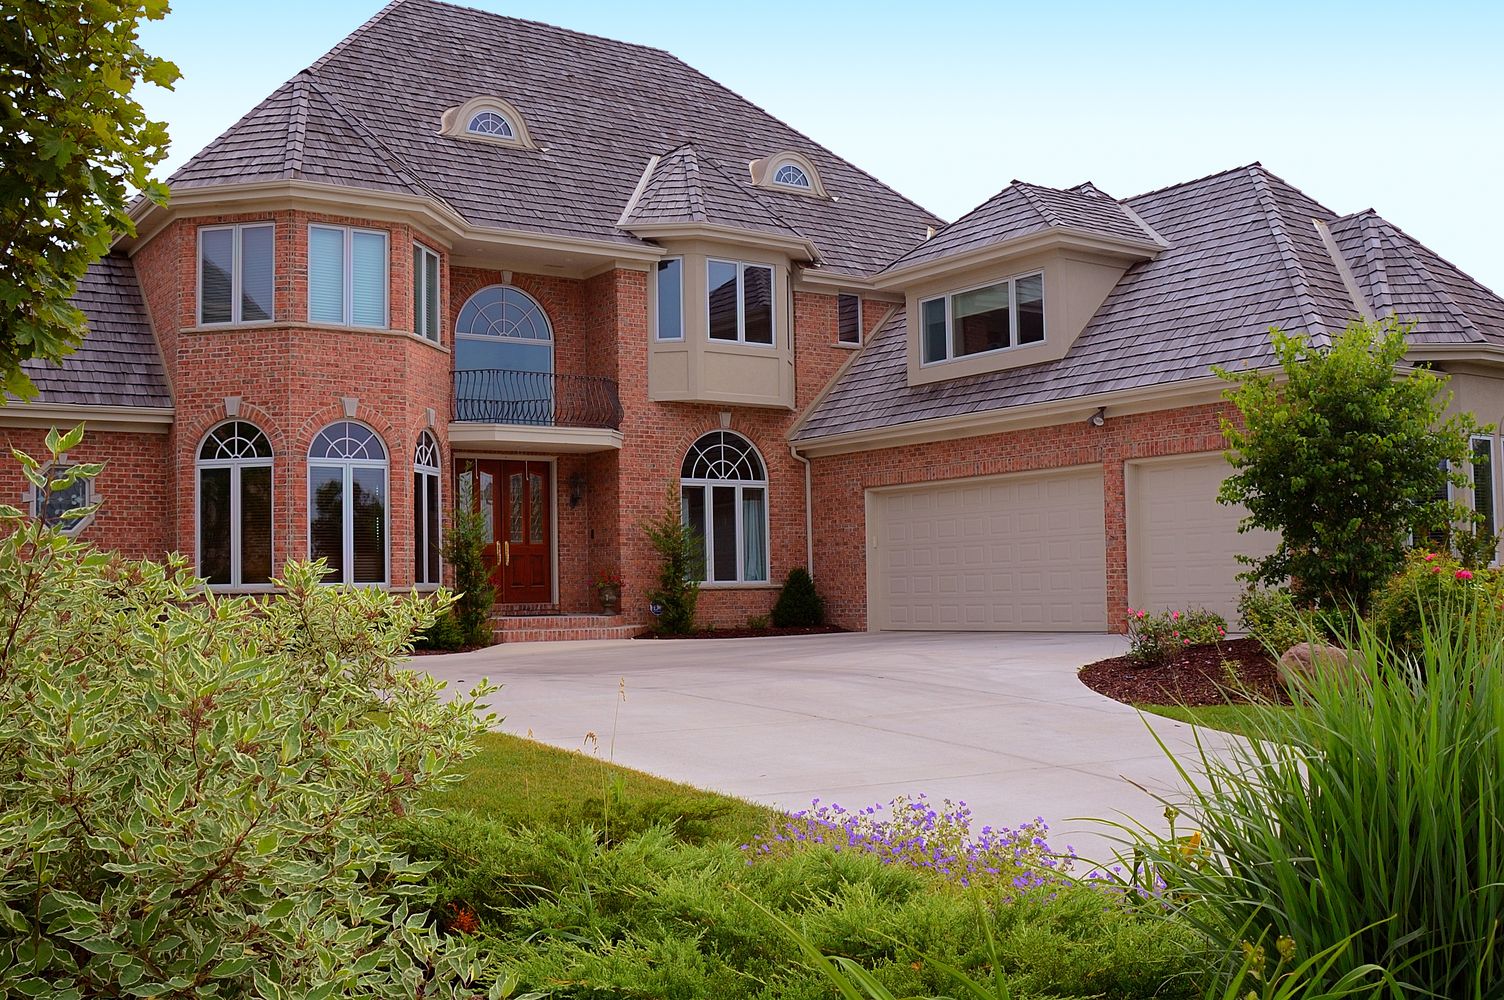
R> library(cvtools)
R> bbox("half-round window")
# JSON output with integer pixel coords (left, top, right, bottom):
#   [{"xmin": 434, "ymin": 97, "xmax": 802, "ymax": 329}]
[
  {"xmin": 467, "ymin": 110, "xmax": 516, "ymax": 138},
  {"xmin": 454, "ymin": 285, "xmax": 555, "ymax": 423},
  {"xmin": 197, "ymin": 420, "xmax": 274, "ymax": 587},
  {"xmin": 772, "ymin": 163, "xmax": 811, "ymax": 189},
  {"xmin": 308, "ymin": 420, "xmax": 389, "ymax": 585},
  {"xmin": 680, "ymin": 431, "xmax": 768, "ymax": 583}
]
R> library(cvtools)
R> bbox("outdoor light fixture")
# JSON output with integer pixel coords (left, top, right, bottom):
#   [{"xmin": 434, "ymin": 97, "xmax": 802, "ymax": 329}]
[
  {"xmin": 568, "ymin": 471, "xmax": 587, "ymax": 508},
  {"xmin": 1088, "ymin": 406, "xmax": 1106, "ymax": 428}
]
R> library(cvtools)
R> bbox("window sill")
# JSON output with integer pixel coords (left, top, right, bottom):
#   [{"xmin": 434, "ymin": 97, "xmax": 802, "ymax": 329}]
[
  {"xmin": 832, "ymin": 340, "xmax": 862, "ymax": 350},
  {"xmin": 698, "ymin": 582, "xmax": 778, "ymax": 590},
  {"xmin": 206, "ymin": 584, "xmax": 279, "ymax": 595},
  {"xmin": 183, "ymin": 321, "xmax": 450, "ymax": 352}
]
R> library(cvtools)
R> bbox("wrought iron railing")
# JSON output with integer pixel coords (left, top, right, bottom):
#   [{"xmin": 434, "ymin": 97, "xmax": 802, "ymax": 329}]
[{"xmin": 452, "ymin": 369, "xmax": 623, "ymax": 430}]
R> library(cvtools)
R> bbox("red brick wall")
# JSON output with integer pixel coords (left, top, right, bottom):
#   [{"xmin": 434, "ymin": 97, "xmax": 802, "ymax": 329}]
[
  {"xmin": 808, "ymin": 402, "xmax": 1238, "ymax": 633},
  {"xmin": 0, "ymin": 427, "xmax": 171, "ymax": 559}
]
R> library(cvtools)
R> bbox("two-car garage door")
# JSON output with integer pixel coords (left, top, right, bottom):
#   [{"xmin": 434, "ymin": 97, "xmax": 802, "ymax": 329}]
[
  {"xmin": 869, "ymin": 467, "xmax": 1108, "ymax": 631},
  {"xmin": 867, "ymin": 454, "xmax": 1273, "ymax": 632}
]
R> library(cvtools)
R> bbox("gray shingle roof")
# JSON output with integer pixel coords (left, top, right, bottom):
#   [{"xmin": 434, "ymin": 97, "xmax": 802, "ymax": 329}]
[
  {"xmin": 168, "ymin": 0, "xmax": 940, "ymax": 276},
  {"xmin": 621, "ymin": 144, "xmax": 808, "ymax": 246},
  {"xmin": 17, "ymin": 255, "xmax": 171, "ymax": 408},
  {"xmin": 795, "ymin": 164, "xmax": 1504, "ymax": 443},
  {"xmin": 880, "ymin": 180, "xmax": 1161, "ymax": 274}
]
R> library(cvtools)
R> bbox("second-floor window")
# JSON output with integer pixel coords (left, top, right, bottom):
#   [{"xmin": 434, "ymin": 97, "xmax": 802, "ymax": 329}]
[
  {"xmin": 414, "ymin": 243, "xmax": 441, "ymax": 341},
  {"xmin": 655, "ymin": 258, "xmax": 683, "ymax": 341},
  {"xmin": 920, "ymin": 272, "xmax": 1044, "ymax": 364},
  {"xmin": 198, "ymin": 223, "xmax": 273, "ymax": 325},
  {"xmin": 707, "ymin": 259, "xmax": 774, "ymax": 346},
  {"xmin": 309, "ymin": 224, "xmax": 388, "ymax": 328},
  {"xmin": 838, "ymin": 293, "xmax": 862, "ymax": 345}
]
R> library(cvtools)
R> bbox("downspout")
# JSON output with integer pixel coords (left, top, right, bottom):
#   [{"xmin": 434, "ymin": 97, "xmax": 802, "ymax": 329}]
[{"xmin": 789, "ymin": 441, "xmax": 815, "ymax": 577}]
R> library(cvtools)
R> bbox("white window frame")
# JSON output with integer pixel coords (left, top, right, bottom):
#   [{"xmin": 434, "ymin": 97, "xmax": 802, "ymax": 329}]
[
  {"xmin": 680, "ymin": 433, "xmax": 771, "ymax": 585},
  {"xmin": 413, "ymin": 243, "xmax": 442, "ymax": 342},
  {"xmin": 1471, "ymin": 434, "xmax": 1498, "ymax": 556},
  {"xmin": 919, "ymin": 270, "xmax": 1046, "ymax": 366},
  {"xmin": 771, "ymin": 162, "xmax": 812, "ymax": 190},
  {"xmin": 413, "ymin": 433, "xmax": 443, "ymax": 589},
  {"xmin": 196, "ymin": 222, "xmax": 275, "ymax": 326},
  {"xmin": 29, "ymin": 462, "xmax": 95, "ymax": 537},
  {"xmin": 307, "ymin": 224, "xmax": 389, "ymax": 329},
  {"xmin": 837, "ymin": 292, "xmax": 863, "ymax": 346},
  {"xmin": 307, "ymin": 422, "xmax": 391, "ymax": 587},
  {"xmin": 705, "ymin": 259, "xmax": 776, "ymax": 348},
  {"xmin": 195, "ymin": 422, "xmax": 275, "ymax": 591},
  {"xmin": 653, "ymin": 256, "xmax": 685, "ymax": 341}
]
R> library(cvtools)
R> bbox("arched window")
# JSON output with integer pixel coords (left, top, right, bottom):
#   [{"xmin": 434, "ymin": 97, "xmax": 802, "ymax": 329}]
[
  {"xmin": 454, "ymin": 285, "xmax": 555, "ymax": 424},
  {"xmin": 413, "ymin": 432, "xmax": 442, "ymax": 587},
  {"xmin": 681, "ymin": 431, "xmax": 768, "ymax": 583},
  {"xmin": 197, "ymin": 421, "xmax": 274, "ymax": 587},
  {"xmin": 308, "ymin": 421, "xmax": 388, "ymax": 585},
  {"xmin": 467, "ymin": 110, "xmax": 516, "ymax": 138},
  {"xmin": 772, "ymin": 162, "xmax": 811, "ymax": 189}
]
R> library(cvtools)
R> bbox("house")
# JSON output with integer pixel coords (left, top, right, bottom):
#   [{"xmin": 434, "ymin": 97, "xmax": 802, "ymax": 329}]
[{"xmin": 9, "ymin": 0, "xmax": 1504, "ymax": 638}]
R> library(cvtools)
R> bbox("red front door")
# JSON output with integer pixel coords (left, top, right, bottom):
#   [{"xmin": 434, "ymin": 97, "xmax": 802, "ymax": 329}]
[{"xmin": 463, "ymin": 459, "xmax": 552, "ymax": 604}]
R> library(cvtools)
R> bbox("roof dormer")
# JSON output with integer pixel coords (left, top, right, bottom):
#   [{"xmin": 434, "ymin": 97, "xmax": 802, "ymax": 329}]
[
  {"xmin": 749, "ymin": 151, "xmax": 827, "ymax": 198},
  {"xmin": 440, "ymin": 96, "xmax": 536, "ymax": 149}
]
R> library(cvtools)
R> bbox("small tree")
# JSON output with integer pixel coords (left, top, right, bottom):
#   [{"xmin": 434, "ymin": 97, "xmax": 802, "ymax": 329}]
[
  {"xmin": 1217, "ymin": 319, "xmax": 1484, "ymax": 612},
  {"xmin": 643, "ymin": 487, "xmax": 703, "ymax": 635},
  {"xmin": 1, "ymin": 1, "xmax": 179, "ymax": 399},
  {"xmin": 440, "ymin": 501, "xmax": 495, "ymax": 647},
  {"xmin": 770, "ymin": 567, "xmax": 825, "ymax": 627}
]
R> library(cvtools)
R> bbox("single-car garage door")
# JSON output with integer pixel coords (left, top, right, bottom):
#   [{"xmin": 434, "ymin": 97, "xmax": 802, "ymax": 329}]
[
  {"xmin": 869, "ymin": 467, "xmax": 1107, "ymax": 631},
  {"xmin": 1126, "ymin": 453, "xmax": 1278, "ymax": 625}
]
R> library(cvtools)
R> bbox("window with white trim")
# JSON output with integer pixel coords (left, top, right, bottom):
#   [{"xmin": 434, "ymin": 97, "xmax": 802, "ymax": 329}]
[
  {"xmin": 413, "ymin": 432, "xmax": 442, "ymax": 587},
  {"xmin": 308, "ymin": 421, "xmax": 389, "ymax": 585},
  {"xmin": 32, "ymin": 465, "xmax": 94, "ymax": 536},
  {"xmin": 655, "ymin": 257, "xmax": 683, "ymax": 341},
  {"xmin": 198, "ymin": 223, "xmax": 274, "ymax": 325},
  {"xmin": 467, "ymin": 109, "xmax": 516, "ymax": 138},
  {"xmin": 308, "ymin": 225, "xmax": 388, "ymax": 328},
  {"xmin": 413, "ymin": 243, "xmax": 441, "ymax": 342},
  {"xmin": 1471, "ymin": 435, "xmax": 1496, "ymax": 544},
  {"xmin": 920, "ymin": 272, "xmax": 1045, "ymax": 364},
  {"xmin": 837, "ymin": 293, "xmax": 862, "ymax": 345},
  {"xmin": 197, "ymin": 421, "xmax": 273, "ymax": 587},
  {"xmin": 681, "ymin": 431, "xmax": 768, "ymax": 583},
  {"xmin": 772, "ymin": 162, "xmax": 811, "ymax": 189},
  {"xmin": 707, "ymin": 259, "xmax": 774, "ymax": 346}
]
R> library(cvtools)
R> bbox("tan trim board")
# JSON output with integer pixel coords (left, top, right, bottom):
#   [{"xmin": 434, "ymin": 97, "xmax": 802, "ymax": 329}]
[
  {"xmin": 0, "ymin": 402, "xmax": 174, "ymax": 433},
  {"xmin": 446, "ymin": 422, "xmax": 624, "ymax": 454},
  {"xmin": 622, "ymin": 221, "xmax": 821, "ymax": 264},
  {"xmin": 873, "ymin": 228, "xmax": 1161, "ymax": 289}
]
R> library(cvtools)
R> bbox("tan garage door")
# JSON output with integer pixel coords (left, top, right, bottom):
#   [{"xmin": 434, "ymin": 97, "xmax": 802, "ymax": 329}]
[
  {"xmin": 1126, "ymin": 454, "xmax": 1278, "ymax": 626},
  {"xmin": 869, "ymin": 467, "xmax": 1107, "ymax": 631}
]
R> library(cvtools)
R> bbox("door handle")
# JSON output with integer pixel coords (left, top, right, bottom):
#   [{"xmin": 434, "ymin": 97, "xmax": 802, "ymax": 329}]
[{"xmin": 504, "ymin": 540, "xmax": 510, "ymax": 566}]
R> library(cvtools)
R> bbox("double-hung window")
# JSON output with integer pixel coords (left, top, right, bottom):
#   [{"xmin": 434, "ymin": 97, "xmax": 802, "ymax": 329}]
[
  {"xmin": 413, "ymin": 243, "xmax": 441, "ymax": 341},
  {"xmin": 198, "ymin": 223, "xmax": 274, "ymax": 325},
  {"xmin": 920, "ymin": 272, "xmax": 1044, "ymax": 364},
  {"xmin": 1472, "ymin": 435, "xmax": 1497, "ymax": 545},
  {"xmin": 308, "ymin": 224, "xmax": 388, "ymax": 328},
  {"xmin": 655, "ymin": 258, "xmax": 684, "ymax": 340},
  {"xmin": 837, "ymin": 293, "xmax": 862, "ymax": 345},
  {"xmin": 707, "ymin": 259, "xmax": 774, "ymax": 346}
]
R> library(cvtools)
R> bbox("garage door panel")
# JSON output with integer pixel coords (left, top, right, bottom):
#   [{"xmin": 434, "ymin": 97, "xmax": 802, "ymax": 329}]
[{"xmin": 873, "ymin": 469, "xmax": 1107, "ymax": 632}]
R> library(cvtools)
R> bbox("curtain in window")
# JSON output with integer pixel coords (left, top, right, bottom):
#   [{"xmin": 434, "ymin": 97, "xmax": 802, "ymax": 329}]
[
  {"xmin": 308, "ymin": 227, "xmax": 346, "ymax": 323},
  {"xmin": 240, "ymin": 226, "xmax": 274, "ymax": 322},
  {"xmin": 351, "ymin": 231, "xmax": 388, "ymax": 327},
  {"xmin": 742, "ymin": 487, "xmax": 767, "ymax": 582}
]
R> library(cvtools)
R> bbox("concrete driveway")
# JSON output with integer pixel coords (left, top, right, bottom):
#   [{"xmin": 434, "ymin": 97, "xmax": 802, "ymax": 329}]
[{"xmin": 418, "ymin": 631, "xmax": 1229, "ymax": 863}]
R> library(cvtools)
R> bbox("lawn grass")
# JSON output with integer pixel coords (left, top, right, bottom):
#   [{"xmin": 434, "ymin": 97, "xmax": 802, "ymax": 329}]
[
  {"xmin": 426, "ymin": 731, "xmax": 776, "ymax": 844},
  {"xmin": 1136, "ymin": 702, "xmax": 1294, "ymax": 738}
]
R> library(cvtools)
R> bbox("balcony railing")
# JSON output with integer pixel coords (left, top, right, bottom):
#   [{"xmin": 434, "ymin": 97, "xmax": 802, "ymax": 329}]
[{"xmin": 453, "ymin": 369, "xmax": 623, "ymax": 430}]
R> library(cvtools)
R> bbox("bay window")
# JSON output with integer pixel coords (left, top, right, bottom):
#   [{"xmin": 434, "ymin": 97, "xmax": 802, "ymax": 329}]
[
  {"xmin": 655, "ymin": 257, "xmax": 683, "ymax": 340},
  {"xmin": 197, "ymin": 421, "xmax": 274, "ymax": 587},
  {"xmin": 707, "ymin": 259, "xmax": 774, "ymax": 346},
  {"xmin": 413, "ymin": 243, "xmax": 441, "ymax": 341},
  {"xmin": 198, "ymin": 223, "xmax": 274, "ymax": 325},
  {"xmin": 308, "ymin": 421, "xmax": 389, "ymax": 585},
  {"xmin": 921, "ymin": 272, "xmax": 1045, "ymax": 364},
  {"xmin": 309, "ymin": 224, "xmax": 388, "ymax": 328}
]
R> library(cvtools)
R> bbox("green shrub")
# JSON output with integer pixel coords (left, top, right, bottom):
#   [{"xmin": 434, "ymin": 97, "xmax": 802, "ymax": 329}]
[
  {"xmin": 1126, "ymin": 607, "xmax": 1504, "ymax": 997},
  {"xmin": 0, "ymin": 429, "xmax": 498, "ymax": 998},
  {"xmin": 441, "ymin": 500, "xmax": 495, "ymax": 647},
  {"xmin": 414, "ymin": 608, "xmax": 468, "ymax": 650},
  {"xmin": 771, "ymin": 566, "xmax": 825, "ymax": 627},
  {"xmin": 1237, "ymin": 587, "xmax": 1319, "ymax": 656},
  {"xmin": 1125, "ymin": 606, "xmax": 1227, "ymax": 666},
  {"xmin": 747, "ymin": 613, "xmax": 770, "ymax": 630},
  {"xmin": 1367, "ymin": 549, "xmax": 1504, "ymax": 654},
  {"xmin": 643, "ymin": 487, "xmax": 703, "ymax": 635}
]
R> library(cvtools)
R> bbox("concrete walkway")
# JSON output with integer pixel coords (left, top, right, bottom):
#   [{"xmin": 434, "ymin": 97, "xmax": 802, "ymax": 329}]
[{"xmin": 417, "ymin": 631, "xmax": 1231, "ymax": 864}]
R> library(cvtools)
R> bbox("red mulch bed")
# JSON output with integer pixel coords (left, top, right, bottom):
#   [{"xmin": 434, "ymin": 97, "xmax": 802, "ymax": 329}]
[
  {"xmin": 636, "ymin": 625, "xmax": 847, "ymax": 640},
  {"xmin": 1078, "ymin": 637, "xmax": 1292, "ymax": 707}
]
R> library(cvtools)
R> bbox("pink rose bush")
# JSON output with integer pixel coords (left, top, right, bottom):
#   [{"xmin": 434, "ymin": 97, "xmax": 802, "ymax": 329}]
[{"xmin": 1125, "ymin": 606, "xmax": 1229, "ymax": 667}]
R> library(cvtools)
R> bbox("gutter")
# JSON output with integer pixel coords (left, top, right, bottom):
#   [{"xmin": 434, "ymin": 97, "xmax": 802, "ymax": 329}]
[{"xmin": 788, "ymin": 440, "xmax": 815, "ymax": 578}]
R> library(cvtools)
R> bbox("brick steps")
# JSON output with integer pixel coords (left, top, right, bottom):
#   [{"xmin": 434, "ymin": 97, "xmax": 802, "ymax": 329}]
[{"xmin": 490, "ymin": 613, "xmax": 647, "ymax": 643}]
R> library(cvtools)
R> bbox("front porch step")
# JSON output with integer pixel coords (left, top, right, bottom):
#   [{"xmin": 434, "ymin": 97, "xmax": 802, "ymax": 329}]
[{"xmin": 490, "ymin": 613, "xmax": 647, "ymax": 643}]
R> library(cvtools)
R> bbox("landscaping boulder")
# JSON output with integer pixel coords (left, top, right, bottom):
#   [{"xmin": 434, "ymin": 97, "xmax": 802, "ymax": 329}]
[{"xmin": 1278, "ymin": 641, "xmax": 1352, "ymax": 687}]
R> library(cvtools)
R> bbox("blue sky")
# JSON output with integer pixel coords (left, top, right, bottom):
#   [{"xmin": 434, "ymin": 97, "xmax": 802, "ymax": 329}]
[{"xmin": 137, "ymin": 1, "xmax": 1504, "ymax": 290}]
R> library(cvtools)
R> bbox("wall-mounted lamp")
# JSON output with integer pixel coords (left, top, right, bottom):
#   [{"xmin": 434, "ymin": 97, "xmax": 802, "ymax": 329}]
[
  {"xmin": 1087, "ymin": 406, "xmax": 1107, "ymax": 428},
  {"xmin": 568, "ymin": 471, "xmax": 587, "ymax": 508}
]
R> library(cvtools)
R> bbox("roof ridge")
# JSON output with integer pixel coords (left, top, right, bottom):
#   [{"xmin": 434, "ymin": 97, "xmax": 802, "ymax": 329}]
[
  {"xmin": 1356, "ymin": 213, "xmax": 1393, "ymax": 315},
  {"xmin": 419, "ymin": 0, "xmax": 679, "ymax": 61},
  {"xmin": 1125, "ymin": 162, "xmax": 1262, "ymax": 205},
  {"xmin": 615, "ymin": 154, "xmax": 661, "ymax": 228},
  {"xmin": 1373, "ymin": 215, "xmax": 1482, "ymax": 341},
  {"xmin": 1012, "ymin": 182, "xmax": 1062, "ymax": 227},
  {"xmin": 678, "ymin": 144, "xmax": 707, "ymax": 222},
  {"xmin": 309, "ymin": 0, "xmax": 410, "ymax": 73},
  {"xmin": 1247, "ymin": 165, "xmax": 1329, "ymax": 340},
  {"xmin": 301, "ymin": 74, "xmax": 454, "ymax": 209},
  {"xmin": 1372, "ymin": 212, "xmax": 1504, "ymax": 304},
  {"xmin": 285, "ymin": 72, "xmax": 311, "ymax": 176}
]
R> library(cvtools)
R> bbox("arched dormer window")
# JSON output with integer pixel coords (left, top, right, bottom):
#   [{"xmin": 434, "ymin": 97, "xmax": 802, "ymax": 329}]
[
  {"xmin": 680, "ymin": 431, "xmax": 768, "ymax": 583},
  {"xmin": 749, "ymin": 151, "xmax": 826, "ymax": 198},
  {"xmin": 440, "ymin": 96, "xmax": 536, "ymax": 149}
]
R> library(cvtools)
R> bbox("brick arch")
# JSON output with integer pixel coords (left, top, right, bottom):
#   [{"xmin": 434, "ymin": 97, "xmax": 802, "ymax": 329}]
[
  {"xmin": 292, "ymin": 402, "xmax": 402, "ymax": 461},
  {"xmin": 181, "ymin": 402, "xmax": 290, "ymax": 461},
  {"xmin": 671, "ymin": 422, "xmax": 773, "ymax": 481}
]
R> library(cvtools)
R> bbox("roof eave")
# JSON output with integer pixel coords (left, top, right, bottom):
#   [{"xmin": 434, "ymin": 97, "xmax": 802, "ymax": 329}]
[
  {"xmin": 622, "ymin": 221, "xmax": 822, "ymax": 264},
  {"xmin": 873, "ymin": 228, "xmax": 1162, "ymax": 290},
  {"xmin": 0, "ymin": 400, "xmax": 175, "ymax": 433}
]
